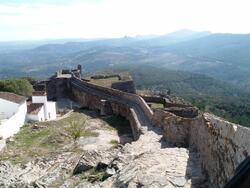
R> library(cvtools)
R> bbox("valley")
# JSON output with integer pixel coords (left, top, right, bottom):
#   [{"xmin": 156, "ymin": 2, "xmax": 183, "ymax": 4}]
[{"xmin": 1, "ymin": 31, "xmax": 250, "ymax": 127}]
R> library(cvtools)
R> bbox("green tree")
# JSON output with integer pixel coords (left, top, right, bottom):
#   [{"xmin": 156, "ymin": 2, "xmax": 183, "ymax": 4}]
[
  {"xmin": 20, "ymin": 77, "xmax": 37, "ymax": 85},
  {"xmin": 0, "ymin": 78, "xmax": 33, "ymax": 96}
]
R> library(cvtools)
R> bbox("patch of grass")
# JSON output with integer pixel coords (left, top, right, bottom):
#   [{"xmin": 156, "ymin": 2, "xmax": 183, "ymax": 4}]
[
  {"xmin": 109, "ymin": 139, "xmax": 119, "ymax": 145},
  {"xmin": 89, "ymin": 77, "xmax": 120, "ymax": 87},
  {"xmin": 0, "ymin": 112, "xmax": 98, "ymax": 164},
  {"xmin": 148, "ymin": 102, "xmax": 164, "ymax": 109}
]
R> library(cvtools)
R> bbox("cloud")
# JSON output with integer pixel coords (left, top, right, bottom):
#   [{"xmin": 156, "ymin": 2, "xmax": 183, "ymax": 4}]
[{"xmin": 0, "ymin": 0, "xmax": 250, "ymax": 41}]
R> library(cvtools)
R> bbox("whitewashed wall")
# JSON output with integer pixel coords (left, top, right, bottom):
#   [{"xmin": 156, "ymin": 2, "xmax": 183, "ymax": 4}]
[
  {"xmin": 26, "ymin": 106, "xmax": 45, "ymax": 122},
  {"xmin": 28, "ymin": 95, "xmax": 57, "ymax": 121},
  {"xmin": 45, "ymin": 102, "xmax": 56, "ymax": 120},
  {"xmin": 0, "ymin": 99, "xmax": 19, "ymax": 119},
  {"xmin": 0, "ymin": 101, "xmax": 27, "ymax": 139},
  {"xmin": 32, "ymin": 96, "xmax": 47, "ymax": 104}
]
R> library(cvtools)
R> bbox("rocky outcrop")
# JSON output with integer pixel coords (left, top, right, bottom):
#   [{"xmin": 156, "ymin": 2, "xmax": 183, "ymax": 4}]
[
  {"xmin": 72, "ymin": 125, "xmax": 209, "ymax": 188},
  {"xmin": 73, "ymin": 149, "xmax": 120, "ymax": 175},
  {"xmin": 0, "ymin": 161, "xmax": 28, "ymax": 187}
]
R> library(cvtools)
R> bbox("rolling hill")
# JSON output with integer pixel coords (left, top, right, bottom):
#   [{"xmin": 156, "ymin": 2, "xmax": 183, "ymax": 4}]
[
  {"xmin": 122, "ymin": 66, "xmax": 250, "ymax": 127},
  {"xmin": 1, "ymin": 31, "xmax": 250, "ymax": 90}
]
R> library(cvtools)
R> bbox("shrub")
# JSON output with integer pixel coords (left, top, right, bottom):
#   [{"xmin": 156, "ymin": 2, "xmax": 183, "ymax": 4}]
[
  {"xmin": 65, "ymin": 120, "xmax": 85, "ymax": 143},
  {"xmin": 109, "ymin": 139, "xmax": 119, "ymax": 145}
]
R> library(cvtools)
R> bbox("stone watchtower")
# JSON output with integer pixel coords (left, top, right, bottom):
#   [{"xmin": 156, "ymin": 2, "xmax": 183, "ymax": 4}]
[
  {"xmin": 71, "ymin": 64, "xmax": 82, "ymax": 79},
  {"xmin": 77, "ymin": 65, "xmax": 82, "ymax": 75}
]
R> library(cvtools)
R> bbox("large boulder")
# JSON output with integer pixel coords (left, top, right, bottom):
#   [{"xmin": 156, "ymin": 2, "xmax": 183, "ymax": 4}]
[{"xmin": 73, "ymin": 149, "xmax": 119, "ymax": 175}]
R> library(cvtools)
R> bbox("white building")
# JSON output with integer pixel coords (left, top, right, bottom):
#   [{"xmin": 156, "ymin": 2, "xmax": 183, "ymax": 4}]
[
  {"xmin": 0, "ymin": 92, "xmax": 27, "ymax": 139},
  {"xmin": 27, "ymin": 91, "xmax": 57, "ymax": 122}
]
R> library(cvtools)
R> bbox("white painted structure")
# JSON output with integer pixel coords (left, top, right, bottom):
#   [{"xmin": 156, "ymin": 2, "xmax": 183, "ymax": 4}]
[
  {"xmin": 26, "ymin": 104, "xmax": 45, "ymax": 121},
  {"xmin": 26, "ymin": 92, "xmax": 57, "ymax": 122},
  {"xmin": 0, "ymin": 91, "xmax": 57, "ymax": 141},
  {"xmin": 0, "ymin": 92, "xmax": 27, "ymax": 139}
]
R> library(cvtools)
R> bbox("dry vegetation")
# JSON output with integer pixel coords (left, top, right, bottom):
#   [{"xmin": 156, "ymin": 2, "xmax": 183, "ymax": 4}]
[
  {"xmin": 0, "ymin": 111, "xmax": 134, "ymax": 165},
  {"xmin": 0, "ymin": 112, "xmax": 98, "ymax": 164}
]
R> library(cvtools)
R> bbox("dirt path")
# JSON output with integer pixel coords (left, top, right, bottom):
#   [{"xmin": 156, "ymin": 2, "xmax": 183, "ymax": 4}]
[{"xmin": 98, "ymin": 125, "xmax": 209, "ymax": 188}]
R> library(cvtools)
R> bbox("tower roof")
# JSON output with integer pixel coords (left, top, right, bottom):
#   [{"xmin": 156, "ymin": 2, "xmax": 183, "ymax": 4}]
[{"xmin": 32, "ymin": 91, "xmax": 46, "ymax": 96}]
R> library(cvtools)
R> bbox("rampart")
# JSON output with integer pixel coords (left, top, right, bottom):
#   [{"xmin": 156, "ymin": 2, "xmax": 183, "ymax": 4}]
[
  {"xmin": 142, "ymin": 95, "xmax": 198, "ymax": 118},
  {"xmin": 70, "ymin": 76, "xmax": 153, "ymax": 139},
  {"xmin": 90, "ymin": 74, "xmax": 121, "ymax": 80},
  {"xmin": 141, "ymin": 95, "xmax": 193, "ymax": 108},
  {"xmin": 141, "ymin": 95, "xmax": 167, "ymax": 105},
  {"xmin": 152, "ymin": 110, "xmax": 250, "ymax": 187},
  {"xmin": 111, "ymin": 80, "xmax": 136, "ymax": 93},
  {"xmin": 190, "ymin": 114, "xmax": 250, "ymax": 187},
  {"xmin": 46, "ymin": 68, "xmax": 249, "ymax": 188}
]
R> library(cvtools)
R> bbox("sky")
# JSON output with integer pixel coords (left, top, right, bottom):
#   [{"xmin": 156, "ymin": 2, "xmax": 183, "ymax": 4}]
[{"xmin": 0, "ymin": 0, "xmax": 250, "ymax": 41}]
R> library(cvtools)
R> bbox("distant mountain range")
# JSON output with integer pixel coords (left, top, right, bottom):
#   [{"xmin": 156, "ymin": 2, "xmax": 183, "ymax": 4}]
[
  {"xmin": 0, "ymin": 29, "xmax": 250, "ymax": 90},
  {"xmin": 1, "ymin": 30, "xmax": 250, "ymax": 126}
]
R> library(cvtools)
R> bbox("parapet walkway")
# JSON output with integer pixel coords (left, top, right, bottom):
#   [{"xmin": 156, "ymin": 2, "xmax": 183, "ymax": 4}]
[
  {"xmin": 71, "ymin": 77, "xmax": 152, "ymax": 132},
  {"xmin": 71, "ymin": 76, "xmax": 209, "ymax": 187},
  {"xmin": 113, "ymin": 127, "xmax": 208, "ymax": 187}
]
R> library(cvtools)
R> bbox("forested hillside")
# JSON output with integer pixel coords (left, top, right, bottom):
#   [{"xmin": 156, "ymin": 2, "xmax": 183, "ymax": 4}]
[{"xmin": 121, "ymin": 66, "xmax": 250, "ymax": 127}]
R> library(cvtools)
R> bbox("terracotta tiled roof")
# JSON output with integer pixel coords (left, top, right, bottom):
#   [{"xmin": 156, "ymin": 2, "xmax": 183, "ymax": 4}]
[
  {"xmin": 27, "ymin": 103, "xmax": 43, "ymax": 115},
  {"xmin": 32, "ymin": 91, "xmax": 46, "ymax": 96},
  {"xmin": 0, "ymin": 92, "xmax": 26, "ymax": 104}
]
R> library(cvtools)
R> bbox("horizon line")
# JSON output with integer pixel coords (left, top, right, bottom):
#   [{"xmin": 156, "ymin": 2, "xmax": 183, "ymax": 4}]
[{"xmin": 1, "ymin": 29, "xmax": 250, "ymax": 43}]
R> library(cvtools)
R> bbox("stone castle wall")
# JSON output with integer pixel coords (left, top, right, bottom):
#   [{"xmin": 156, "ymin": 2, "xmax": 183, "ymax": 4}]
[
  {"xmin": 141, "ymin": 95, "xmax": 166, "ymax": 105},
  {"xmin": 152, "ymin": 109, "xmax": 194, "ymax": 147},
  {"xmin": 71, "ymin": 76, "xmax": 153, "ymax": 122},
  {"xmin": 70, "ymin": 76, "xmax": 151, "ymax": 139},
  {"xmin": 153, "ymin": 110, "xmax": 250, "ymax": 188},
  {"xmin": 72, "ymin": 86, "xmax": 142, "ymax": 139},
  {"xmin": 47, "ymin": 76, "xmax": 71, "ymax": 100},
  {"xmin": 47, "ymin": 70, "xmax": 249, "ymax": 187},
  {"xmin": 190, "ymin": 113, "xmax": 250, "ymax": 188},
  {"xmin": 141, "ymin": 95, "xmax": 193, "ymax": 108},
  {"xmin": 111, "ymin": 80, "xmax": 136, "ymax": 94}
]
